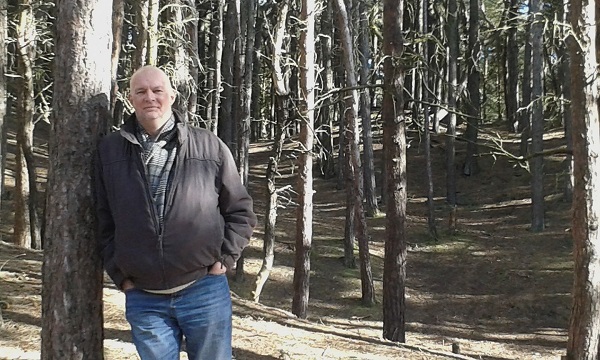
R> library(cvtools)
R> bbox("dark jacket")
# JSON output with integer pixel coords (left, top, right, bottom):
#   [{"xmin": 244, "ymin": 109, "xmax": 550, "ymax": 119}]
[{"xmin": 95, "ymin": 113, "xmax": 256, "ymax": 290}]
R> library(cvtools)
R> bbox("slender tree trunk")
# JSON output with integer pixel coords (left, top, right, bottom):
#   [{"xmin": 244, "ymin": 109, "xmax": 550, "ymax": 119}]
[
  {"xmin": 520, "ymin": 3, "xmax": 532, "ymax": 156},
  {"xmin": 530, "ymin": 0, "xmax": 544, "ymax": 232},
  {"xmin": 234, "ymin": 0, "xmax": 256, "ymax": 282},
  {"xmin": 359, "ymin": 0, "xmax": 379, "ymax": 217},
  {"xmin": 382, "ymin": 0, "xmax": 406, "ymax": 342},
  {"xmin": 14, "ymin": 0, "xmax": 40, "ymax": 249},
  {"xmin": 566, "ymin": 0, "xmax": 600, "ymax": 358},
  {"xmin": 146, "ymin": 0, "xmax": 159, "ymax": 65},
  {"xmin": 292, "ymin": 0, "xmax": 315, "ymax": 319},
  {"xmin": 446, "ymin": 0, "xmax": 458, "ymax": 231},
  {"xmin": 253, "ymin": 0, "xmax": 289, "ymax": 298},
  {"xmin": 132, "ymin": 0, "xmax": 149, "ymax": 70},
  {"xmin": 333, "ymin": 0, "xmax": 375, "ymax": 306},
  {"xmin": 219, "ymin": 0, "xmax": 239, "ymax": 147},
  {"xmin": 423, "ymin": 0, "xmax": 437, "ymax": 239},
  {"xmin": 0, "ymin": 0, "xmax": 5, "ymax": 210},
  {"xmin": 559, "ymin": 1, "xmax": 573, "ymax": 203},
  {"xmin": 463, "ymin": 0, "xmax": 480, "ymax": 176},
  {"xmin": 167, "ymin": 0, "xmax": 190, "ymax": 120},
  {"xmin": 317, "ymin": 0, "xmax": 335, "ymax": 179},
  {"xmin": 208, "ymin": 0, "xmax": 224, "ymax": 133},
  {"xmin": 253, "ymin": 110, "xmax": 287, "ymax": 302},
  {"xmin": 504, "ymin": 0, "xmax": 519, "ymax": 132},
  {"xmin": 238, "ymin": 0, "xmax": 256, "ymax": 187},
  {"xmin": 41, "ymin": 0, "xmax": 111, "ymax": 358},
  {"xmin": 110, "ymin": 0, "xmax": 124, "ymax": 126},
  {"xmin": 185, "ymin": 0, "xmax": 199, "ymax": 118}
]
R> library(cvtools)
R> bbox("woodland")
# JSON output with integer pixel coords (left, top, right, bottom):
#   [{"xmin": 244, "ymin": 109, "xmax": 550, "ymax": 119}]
[{"xmin": 0, "ymin": 0, "xmax": 599, "ymax": 359}]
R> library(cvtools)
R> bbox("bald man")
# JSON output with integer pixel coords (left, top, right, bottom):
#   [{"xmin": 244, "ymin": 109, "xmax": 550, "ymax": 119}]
[{"xmin": 95, "ymin": 65, "xmax": 256, "ymax": 360}]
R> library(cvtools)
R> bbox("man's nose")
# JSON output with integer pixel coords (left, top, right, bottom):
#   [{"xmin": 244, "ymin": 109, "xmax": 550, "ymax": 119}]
[{"xmin": 143, "ymin": 90, "xmax": 155, "ymax": 101}]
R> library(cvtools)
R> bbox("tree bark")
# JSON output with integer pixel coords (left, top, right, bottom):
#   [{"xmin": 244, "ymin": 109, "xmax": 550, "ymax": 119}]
[
  {"xmin": 317, "ymin": 0, "xmax": 335, "ymax": 179},
  {"xmin": 219, "ymin": 0, "xmax": 241, "ymax": 148},
  {"xmin": 146, "ymin": 0, "xmax": 159, "ymax": 65},
  {"xmin": 504, "ymin": 0, "xmax": 519, "ymax": 132},
  {"xmin": 292, "ymin": 0, "xmax": 315, "ymax": 319},
  {"xmin": 110, "ymin": 0, "xmax": 124, "ymax": 126},
  {"xmin": 530, "ymin": 0, "xmax": 544, "ymax": 232},
  {"xmin": 132, "ymin": 0, "xmax": 149, "ymax": 70},
  {"xmin": 207, "ymin": 0, "xmax": 224, "ymax": 133},
  {"xmin": 41, "ymin": 0, "xmax": 111, "ymax": 358},
  {"xmin": 423, "ymin": 0, "xmax": 437, "ymax": 239},
  {"xmin": 0, "ymin": 0, "xmax": 5, "ymax": 210},
  {"xmin": 446, "ymin": 0, "xmax": 458, "ymax": 231},
  {"xmin": 463, "ymin": 0, "xmax": 480, "ymax": 177},
  {"xmin": 559, "ymin": 1, "xmax": 573, "ymax": 203},
  {"xmin": 566, "ymin": 0, "xmax": 600, "ymax": 358},
  {"xmin": 519, "ymin": 3, "xmax": 532, "ymax": 156},
  {"xmin": 382, "ymin": 0, "xmax": 406, "ymax": 343},
  {"xmin": 253, "ymin": 110, "xmax": 287, "ymax": 303},
  {"xmin": 14, "ymin": 0, "xmax": 40, "ymax": 249},
  {"xmin": 359, "ymin": 0, "xmax": 379, "ymax": 217},
  {"xmin": 332, "ymin": 0, "xmax": 375, "ymax": 306}
]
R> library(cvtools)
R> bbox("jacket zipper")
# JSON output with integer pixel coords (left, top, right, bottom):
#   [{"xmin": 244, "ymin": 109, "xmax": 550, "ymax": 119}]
[{"xmin": 136, "ymin": 149, "xmax": 167, "ymax": 287}]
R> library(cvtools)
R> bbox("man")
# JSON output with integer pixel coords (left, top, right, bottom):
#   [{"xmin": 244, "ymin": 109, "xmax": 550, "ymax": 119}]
[{"xmin": 95, "ymin": 65, "xmax": 256, "ymax": 360}]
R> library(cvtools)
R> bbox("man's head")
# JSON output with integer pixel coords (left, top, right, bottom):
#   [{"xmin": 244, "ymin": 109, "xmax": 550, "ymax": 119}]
[{"xmin": 129, "ymin": 66, "xmax": 176, "ymax": 135}]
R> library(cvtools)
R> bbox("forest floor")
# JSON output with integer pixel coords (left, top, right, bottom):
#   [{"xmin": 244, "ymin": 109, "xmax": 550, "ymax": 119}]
[{"xmin": 0, "ymin": 122, "xmax": 571, "ymax": 360}]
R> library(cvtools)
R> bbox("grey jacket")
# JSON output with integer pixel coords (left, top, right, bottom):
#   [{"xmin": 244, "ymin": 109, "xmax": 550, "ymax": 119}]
[{"xmin": 95, "ymin": 113, "xmax": 256, "ymax": 290}]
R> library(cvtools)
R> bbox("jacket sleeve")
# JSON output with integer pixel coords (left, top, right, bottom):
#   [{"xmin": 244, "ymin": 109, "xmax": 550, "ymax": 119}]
[
  {"xmin": 217, "ymin": 140, "xmax": 257, "ymax": 269},
  {"xmin": 94, "ymin": 145, "xmax": 126, "ymax": 288}
]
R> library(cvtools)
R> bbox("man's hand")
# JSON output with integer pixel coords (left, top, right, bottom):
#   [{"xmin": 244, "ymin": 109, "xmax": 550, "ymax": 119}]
[
  {"xmin": 121, "ymin": 279, "xmax": 135, "ymax": 292},
  {"xmin": 208, "ymin": 261, "xmax": 228, "ymax": 275}
]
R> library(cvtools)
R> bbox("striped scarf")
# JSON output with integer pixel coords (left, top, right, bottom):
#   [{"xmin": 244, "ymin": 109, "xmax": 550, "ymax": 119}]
[{"xmin": 136, "ymin": 116, "xmax": 178, "ymax": 231}]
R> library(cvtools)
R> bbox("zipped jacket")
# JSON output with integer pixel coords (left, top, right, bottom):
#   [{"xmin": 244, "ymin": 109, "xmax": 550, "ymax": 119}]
[{"xmin": 95, "ymin": 113, "xmax": 256, "ymax": 291}]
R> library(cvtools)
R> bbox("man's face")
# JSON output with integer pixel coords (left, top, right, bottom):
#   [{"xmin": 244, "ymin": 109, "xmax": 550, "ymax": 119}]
[{"xmin": 129, "ymin": 68, "xmax": 176, "ymax": 124}]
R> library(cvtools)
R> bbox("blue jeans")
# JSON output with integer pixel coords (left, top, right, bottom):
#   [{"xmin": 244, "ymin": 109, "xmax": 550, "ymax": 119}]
[{"xmin": 125, "ymin": 274, "xmax": 232, "ymax": 360}]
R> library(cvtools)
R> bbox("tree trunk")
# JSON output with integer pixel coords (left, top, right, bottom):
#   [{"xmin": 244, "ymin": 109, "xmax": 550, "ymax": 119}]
[
  {"xmin": 0, "ymin": 0, "xmax": 5, "ymax": 210},
  {"xmin": 234, "ymin": 0, "xmax": 256, "ymax": 282},
  {"xmin": 333, "ymin": 0, "xmax": 375, "ymax": 307},
  {"xmin": 446, "ymin": 0, "xmax": 458, "ymax": 231},
  {"xmin": 519, "ymin": 3, "xmax": 532, "ymax": 156},
  {"xmin": 110, "ymin": 0, "xmax": 124, "ymax": 126},
  {"xmin": 41, "ymin": 0, "xmax": 111, "ymax": 358},
  {"xmin": 166, "ymin": 0, "xmax": 190, "ymax": 120},
  {"xmin": 132, "ymin": 0, "xmax": 149, "ymax": 70},
  {"xmin": 252, "ymin": 0, "xmax": 290, "ymax": 295},
  {"xmin": 14, "ymin": 0, "xmax": 40, "ymax": 249},
  {"xmin": 359, "ymin": 0, "xmax": 379, "ymax": 217},
  {"xmin": 238, "ymin": 0, "xmax": 256, "ymax": 188},
  {"xmin": 463, "ymin": 0, "xmax": 480, "ymax": 177},
  {"xmin": 423, "ymin": 0, "xmax": 437, "ymax": 239},
  {"xmin": 253, "ymin": 105, "xmax": 287, "ymax": 302},
  {"xmin": 382, "ymin": 0, "xmax": 406, "ymax": 343},
  {"xmin": 292, "ymin": 0, "xmax": 315, "ymax": 319},
  {"xmin": 317, "ymin": 0, "xmax": 335, "ymax": 179},
  {"xmin": 219, "ymin": 0, "xmax": 240, "ymax": 147},
  {"xmin": 559, "ymin": 1, "xmax": 573, "ymax": 203},
  {"xmin": 504, "ymin": 0, "xmax": 519, "ymax": 132},
  {"xmin": 566, "ymin": 0, "xmax": 600, "ymax": 358},
  {"xmin": 185, "ymin": 0, "xmax": 199, "ymax": 118},
  {"xmin": 530, "ymin": 0, "xmax": 544, "ymax": 232},
  {"xmin": 208, "ymin": 0, "xmax": 224, "ymax": 133},
  {"xmin": 146, "ymin": 0, "xmax": 159, "ymax": 65}
]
